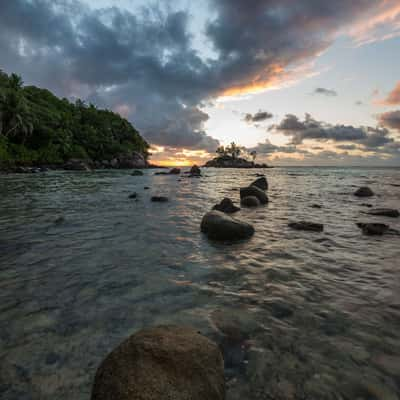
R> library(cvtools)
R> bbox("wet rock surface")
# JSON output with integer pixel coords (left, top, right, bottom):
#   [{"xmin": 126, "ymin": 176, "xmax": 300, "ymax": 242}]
[
  {"xmin": 201, "ymin": 210, "xmax": 254, "ymax": 240},
  {"xmin": 151, "ymin": 196, "xmax": 169, "ymax": 202},
  {"xmin": 356, "ymin": 222, "xmax": 390, "ymax": 235},
  {"xmin": 91, "ymin": 325, "xmax": 225, "ymax": 400},
  {"xmin": 250, "ymin": 176, "xmax": 268, "ymax": 191},
  {"xmin": 212, "ymin": 198, "xmax": 240, "ymax": 214},
  {"xmin": 239, "ymin": 186, "xmax": 268, "ymax": 204},
  {"xmin": 366, "ymin": 208, "xmax": 399, "ymax": 218},
  {"xmin": 240, "ymin": 196, "xmax": 260, "ymax": 207},
  {"xmin": 354, "ymin": 186, "xmax": 374, "ymax": 197}
]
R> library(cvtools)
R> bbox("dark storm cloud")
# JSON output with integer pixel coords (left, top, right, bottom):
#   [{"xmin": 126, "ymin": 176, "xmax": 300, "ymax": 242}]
[
  {"xmin": 271, "ymin": 114, "xmax": 368, "ymax": 144},
  {"xmin": 270, "ymin": 113, "xmax": 397, "ymax": 152},
  {"xmin": 244, "ymin": 111, "xmax": 273, "ymax": 123},
  {"xmin": 313, "ymin": 88, "xmax": 337, "ymax": 97},
  {"xmin": 0, "ymin": 0, "xmax": 397, "ymax": 154},
  {"xmin": 379, "ymin": 110, "xmax": 400, "ymax": 132}
]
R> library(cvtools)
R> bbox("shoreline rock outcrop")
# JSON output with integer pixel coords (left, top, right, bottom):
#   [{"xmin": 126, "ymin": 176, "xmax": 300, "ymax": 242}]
[{"xmin": 91, "ymin": 325, "xmax": 225, "ymax": 400}]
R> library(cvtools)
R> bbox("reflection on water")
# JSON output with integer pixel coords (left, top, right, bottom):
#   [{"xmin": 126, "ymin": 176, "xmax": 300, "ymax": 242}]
[{"xmin": 1, "ymin": 167, "xmax": 400, "ymax": 399}]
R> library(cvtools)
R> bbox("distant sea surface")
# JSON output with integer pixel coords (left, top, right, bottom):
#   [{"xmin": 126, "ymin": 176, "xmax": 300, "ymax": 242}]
[{"xmin": 1, "ymin": 167, "xmax": 400, "ymax": 400}]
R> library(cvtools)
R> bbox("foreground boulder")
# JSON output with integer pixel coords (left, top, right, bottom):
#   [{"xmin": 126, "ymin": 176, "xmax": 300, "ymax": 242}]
[
  {"xmin": 189, "ymin": 165, "xmax": 201, "ymax": 177},
  {"xmin": 63, "ymin": 159, "xmax": 91, "ymax": 171},
  {"xmin": 240, "ymin": 186, "xmax": 268, "ymax": 204},
  {"xmin": 212, "ymin": 198, "xmax": 240, "ymax": 214},
  {"xmin": 366, "ymin": 208, "xmax": 399, "ymax": 218},
  {"xmin": 288, "ymin": 221, "xmax": 324, "ymax": 232},
  {"xmin": 356, "ymin": 223, "xmax": 389, "ymax": 235},
  {"xmin": 201, "ymin": 210, "xmax": 254, "ymax": 240},
  {"xmin": 250, "ymin": 176, "xmax": 268, "ymax": 191},
  {"xmin": 241, "ymin": 196, "xmax": 260, "ymax": 207},
  {"xmin": 151, "ymin": 196, "xmax": 168, "ymax": 202},
  {"xmin": 354, "ymin": 187, "xmax": 374, "ymax": 197},
  {"xmin": 91, "ymin": 325, "xmax": 225, "ymax": 400}
]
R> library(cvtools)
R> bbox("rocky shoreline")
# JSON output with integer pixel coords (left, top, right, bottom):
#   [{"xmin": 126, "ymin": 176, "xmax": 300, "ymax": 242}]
[{"xmin": 0, "ymin": 151, "xmax": 166, "ymax": 173}]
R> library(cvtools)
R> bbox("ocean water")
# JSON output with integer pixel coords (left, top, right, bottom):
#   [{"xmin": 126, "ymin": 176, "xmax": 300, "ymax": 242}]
[{"xmin": 0, "ymin": 167, "xmax": 400, "ymax": 400}]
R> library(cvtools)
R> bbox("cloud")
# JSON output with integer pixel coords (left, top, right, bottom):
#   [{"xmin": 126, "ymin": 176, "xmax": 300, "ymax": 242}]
[
  {"xmin": 270, "ymin": 114, "xmax": 367, "ymax": 144},
  {"xmin": 244, "ymin": 110, "xmax": 273, "ymax": 123},
  {"xmin": 1, "ymin": 0, "xmax": 400, "ymax": 161},
  {"xmin": 313, "ymin": 88, "xmax": 337, "ymax": 97},
  {"xmin": 380, "ymin": 82, "xmax": 400, "ymax": 105},
  {"xmin": 379, "ymin": 110, "xmax": 400, "ymax": 132},
  {"xmin": 269, "ymin": 113, "xmax": 398, "ymax": 153}
]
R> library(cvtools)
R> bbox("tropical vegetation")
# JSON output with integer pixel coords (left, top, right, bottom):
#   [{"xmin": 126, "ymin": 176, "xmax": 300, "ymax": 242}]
[{"xmin": 0, "ymin": 71, "xmax": 149, "ymax": 166}]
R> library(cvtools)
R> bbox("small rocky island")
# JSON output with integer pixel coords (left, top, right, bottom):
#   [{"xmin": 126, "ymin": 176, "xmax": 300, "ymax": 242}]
[{"xmin": 204, "ymin": 143, "xmax": 271, "ymax": 168}]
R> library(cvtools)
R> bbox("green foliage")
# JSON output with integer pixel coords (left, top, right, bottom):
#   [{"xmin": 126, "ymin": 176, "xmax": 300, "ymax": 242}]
[
  {"xmin": 216, "ymin": 142, "xmax": 245, "ymax": 160},
  {"xmin": 0, "ymin": 71, "xmax": 149, "ymax": 165}
]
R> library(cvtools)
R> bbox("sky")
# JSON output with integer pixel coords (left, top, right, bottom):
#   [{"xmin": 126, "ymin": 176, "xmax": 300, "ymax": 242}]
[{"xmin": 1, "ymin": 0, "xmax": 400, "ymax": 166}]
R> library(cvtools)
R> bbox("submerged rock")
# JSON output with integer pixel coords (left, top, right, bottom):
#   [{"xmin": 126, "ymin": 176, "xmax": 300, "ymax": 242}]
[
  {"xmin": 212, "ymin": 198, "xmax": 240, "ymax": 214},
  {"xmin": 128, "ymin": 193, "xmax": 137, "ymax": 199},
  {"xmin": 288, "ymin": 221, "xmax": 324, "ymax": 232},
  {"xmin": 131, "ymin": 170, "xmax": 143, "ymax": 176},
  {"xmin": 151, "ymin": 196, "xmax": 168, "ymax": 202},
  {"xmin": 311, "ymin": 204, "xmax": 322, "ymax": 209},
  {"xmin": 366, "ymin": 208, "xmax": 399, "ymax": 218},
  {"xmin": 240, "ymin": 186, "xmax": 268, "ymax": 204},
  {"xmin": 356, "ymin": 223, "xmax": 389, "ymax": 235},
  {"xmin": 201, "ymin": 210, "xmax": 254, "ymax": 240},
  {"xmin": 241, "ymin": 196, "xmax": 260, "ymax": 207},
  {"xmin": 250, "ymin": 176, "xmax": 268, "ymax": 191},
  {"xmin": 91, "ymin": 325, "xmax": 225, "ymax": 400},
  {"xmin": 354, "ymin": 187, "xmax": 374, "ymax": 197}
]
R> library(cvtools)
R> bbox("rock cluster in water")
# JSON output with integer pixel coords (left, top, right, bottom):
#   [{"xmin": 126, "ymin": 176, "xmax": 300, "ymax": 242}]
[
  {"xmin": 201, "ymin": 175, "xmax": 271, "ymax": 240},
  {"xmin": 91, "ymin": 325, "xmax": 225, "ymax": 400}
]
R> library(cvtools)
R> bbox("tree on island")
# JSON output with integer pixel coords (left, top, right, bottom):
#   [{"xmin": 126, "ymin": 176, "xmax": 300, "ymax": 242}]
[{"xmin": 215, "ymin": 142, "xmax": 245, "ymax": 160}]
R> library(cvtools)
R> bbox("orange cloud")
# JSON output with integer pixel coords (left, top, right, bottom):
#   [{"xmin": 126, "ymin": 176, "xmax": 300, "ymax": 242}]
[
  {"xmin": 381, "ymin": 81, "xmax": 400, "ymax": 105},
  {"xmin": 219, "ymin": 61, "xmax": 322, "ymax": 99},
  {"xmin": 348, "ymin": 1, "xmax": 400, "ymax": 45}
]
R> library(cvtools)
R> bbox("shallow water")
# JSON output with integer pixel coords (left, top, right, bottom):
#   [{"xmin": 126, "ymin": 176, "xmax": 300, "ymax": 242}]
[{"xmin": 1, "ymin": 167, "xmax": 400, "ymax": 400}]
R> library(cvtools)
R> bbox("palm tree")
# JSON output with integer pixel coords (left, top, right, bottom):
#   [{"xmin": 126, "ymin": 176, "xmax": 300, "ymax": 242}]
[{"xmin": 9, "ymin": 73, "xmax": 23, "ymax": 91}]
